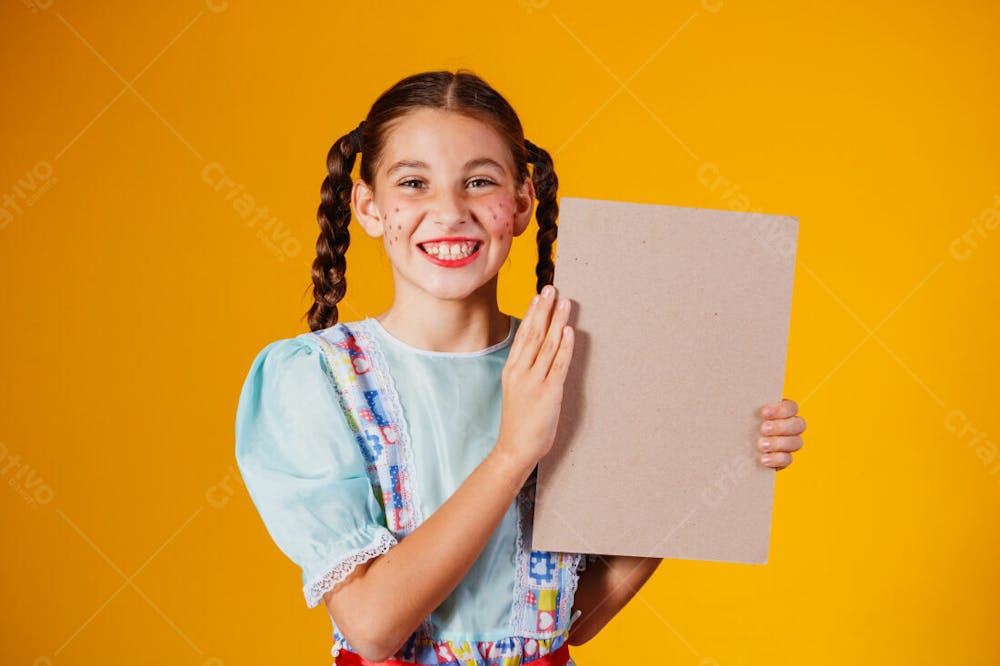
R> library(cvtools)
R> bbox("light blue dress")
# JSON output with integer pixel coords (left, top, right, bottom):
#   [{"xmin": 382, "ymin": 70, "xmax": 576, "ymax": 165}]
[{"xmin": 235, "ymin": 315, "xmax": 592, "ymax": 664}]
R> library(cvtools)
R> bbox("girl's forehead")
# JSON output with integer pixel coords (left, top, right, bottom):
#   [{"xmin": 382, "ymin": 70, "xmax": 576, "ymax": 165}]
[{"xmin": 379, "ymin": 109, "xmax": 513, "ymax": 169}]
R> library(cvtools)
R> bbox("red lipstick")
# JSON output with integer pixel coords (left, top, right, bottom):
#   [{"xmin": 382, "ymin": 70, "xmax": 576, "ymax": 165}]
[{"xmin": 417, "ymin": 238, "xmax": 483, "ymax": 268}]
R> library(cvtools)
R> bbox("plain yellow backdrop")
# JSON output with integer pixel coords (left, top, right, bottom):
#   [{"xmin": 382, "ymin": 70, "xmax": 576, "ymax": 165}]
[{"xmin": 1, "ymin": 0, "xmax": 998, "ymax": 664}]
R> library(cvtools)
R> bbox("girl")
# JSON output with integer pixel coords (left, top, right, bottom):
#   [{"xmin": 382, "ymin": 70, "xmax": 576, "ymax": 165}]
[{"xmin": 235, "ymin": 69, "xmax": 806, "ymax": 665}]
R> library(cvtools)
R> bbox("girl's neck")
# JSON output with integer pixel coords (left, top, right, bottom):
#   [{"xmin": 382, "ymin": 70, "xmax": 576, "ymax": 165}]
[{"xmin": 374, "ymin": 290, "xmax": 512, "ymax": 355}]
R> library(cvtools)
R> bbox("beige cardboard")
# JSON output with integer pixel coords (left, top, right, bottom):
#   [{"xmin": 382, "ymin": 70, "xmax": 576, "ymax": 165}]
[{"xmin": 531, "ymin": 196, "xmax": 798, "ymax": 564}]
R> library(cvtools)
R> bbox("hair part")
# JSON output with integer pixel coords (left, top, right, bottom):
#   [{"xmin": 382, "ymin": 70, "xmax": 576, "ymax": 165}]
[{"xmin": 305, "ymin": 69, "xmax": 559, "ymax": 332}]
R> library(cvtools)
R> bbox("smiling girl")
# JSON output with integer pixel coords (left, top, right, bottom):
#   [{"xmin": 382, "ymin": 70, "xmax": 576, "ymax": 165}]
[{"xmin": 234, "ymin": 69, "xmax": 806, "ymax": 665}]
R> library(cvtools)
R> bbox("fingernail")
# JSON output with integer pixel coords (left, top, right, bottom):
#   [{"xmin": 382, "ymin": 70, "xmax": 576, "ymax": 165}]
[
  {"xmin": 762, "ymin": 422, "xmax": 773, "ymax": 434},
  {"xmin": 758, "ymin": 438, "xmax": 770, "ymax": 451},
  {"xmin": 762, "ymin": 406, "xmax": 772, "ymax": 417},
  {"xmin": 543, "ymin": 285, "xmax": 554, "ymax": 298},
  {"xmin": 558, "ymin": 298, "xmax": 569, "ymax": 309},
  {"xmin": 761, "ymin": 454, "xmax": 772, "ymax": 465},
  {"xmin": 531, "ymin": 295, "xmax": 539, "ymax": 305}
]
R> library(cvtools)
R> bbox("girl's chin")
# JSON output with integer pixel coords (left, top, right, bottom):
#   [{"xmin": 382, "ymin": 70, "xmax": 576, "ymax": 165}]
[
  {"xmin": 425, "ymin": 288, "xmax": 484, "ymax": 302},
  {"xmin": 418, "ymin": 279, "xmax": 495, "ymax": 302}
]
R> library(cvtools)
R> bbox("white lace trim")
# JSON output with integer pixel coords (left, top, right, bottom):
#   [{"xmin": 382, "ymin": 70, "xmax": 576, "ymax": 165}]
[
  {"xmin": 304, "ymin": 529, "xmax": 397, "ymax": 608},
  {"xmin": 510, "ymin": 478, "xmax": 531, "ymax": 635},
  {"xmin": 562, "ymin": 551, "xmax": 584, "ymax": 628},
  {"xmin": 356, "ymin": 319, "xmax": 426, "ymax": 530}
]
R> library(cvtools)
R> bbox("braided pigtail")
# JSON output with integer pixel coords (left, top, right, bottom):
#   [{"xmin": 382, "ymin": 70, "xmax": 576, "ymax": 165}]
[
  {"xmin": 306, "ymin": 122, "xmax": 364, "ymax": 331},
  {"xmin": 526, "ymin": 139, "xmax": 559, "ymax": 293}
]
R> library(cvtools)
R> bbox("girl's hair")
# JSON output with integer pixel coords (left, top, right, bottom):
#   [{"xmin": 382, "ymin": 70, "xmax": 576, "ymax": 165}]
[{"xmin": 305, "ymin": 69, "xmax": 559, "ymax": 332}]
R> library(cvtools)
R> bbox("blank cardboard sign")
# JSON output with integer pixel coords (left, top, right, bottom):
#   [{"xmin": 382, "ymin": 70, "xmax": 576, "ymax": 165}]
[{"xmin": 531, "ymin": 196, "xmax": 798, "ymax": 564}]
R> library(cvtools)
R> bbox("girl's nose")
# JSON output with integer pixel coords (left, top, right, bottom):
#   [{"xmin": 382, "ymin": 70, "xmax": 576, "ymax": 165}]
[{"xmin": 431, "ymin": 188, "xmax": 469, "ymax": 226}]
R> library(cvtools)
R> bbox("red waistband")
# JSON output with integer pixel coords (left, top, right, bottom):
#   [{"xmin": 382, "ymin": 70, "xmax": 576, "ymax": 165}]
[{"xmin": 335, "ymin": 641, "xmax": 569, "ymax": 666}]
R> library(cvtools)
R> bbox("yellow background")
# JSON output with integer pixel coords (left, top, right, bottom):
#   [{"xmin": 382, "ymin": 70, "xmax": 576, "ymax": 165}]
[{"xmin": 2, "ymin": 0, "xmax": 998, "ymax": 664}]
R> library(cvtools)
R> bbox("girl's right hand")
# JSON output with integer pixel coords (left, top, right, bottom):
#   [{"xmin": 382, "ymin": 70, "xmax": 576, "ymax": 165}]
[{"xmin": 496, "ymin": 284, "xmax": 575, "ymax": 469}]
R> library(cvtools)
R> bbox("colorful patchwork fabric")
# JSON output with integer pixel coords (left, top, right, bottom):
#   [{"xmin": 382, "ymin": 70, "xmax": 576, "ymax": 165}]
[{"xmin": 331, "ymin": 634, "xmax": 577, "ymax": 665}]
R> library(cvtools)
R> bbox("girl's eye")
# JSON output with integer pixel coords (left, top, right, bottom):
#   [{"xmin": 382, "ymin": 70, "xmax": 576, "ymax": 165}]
[{"xmin": 398, "ymin": 178, "xmax": 496, "ymax": 189}]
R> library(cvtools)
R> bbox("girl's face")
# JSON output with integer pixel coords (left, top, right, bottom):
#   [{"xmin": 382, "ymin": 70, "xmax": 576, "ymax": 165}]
[{"xmin": 352, "ymin": 108, "xmax": 535, "ymax": 305}]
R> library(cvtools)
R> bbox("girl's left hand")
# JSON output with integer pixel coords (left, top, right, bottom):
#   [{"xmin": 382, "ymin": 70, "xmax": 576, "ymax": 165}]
[{"xmin": 757, "ymin": 398, "xmax": 806, "ymax": 470}]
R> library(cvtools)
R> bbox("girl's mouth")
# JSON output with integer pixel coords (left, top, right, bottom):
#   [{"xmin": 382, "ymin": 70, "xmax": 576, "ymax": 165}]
[{"xmin": 418, "ymin": 240, "xmax": 482, "ymax": 267}]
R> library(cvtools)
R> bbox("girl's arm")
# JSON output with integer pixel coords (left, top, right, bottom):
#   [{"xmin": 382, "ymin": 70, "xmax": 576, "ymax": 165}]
[
  {"xmin": 326, "ymin": 289, "xmax": 576, "ymax": 661},
  {"xmin": 325, "ymin": 445, "xmax": 537, "ymax": 660},
  {"xmin": 567, "ymin": 555, "xmax": 662, "ymax": 645}
]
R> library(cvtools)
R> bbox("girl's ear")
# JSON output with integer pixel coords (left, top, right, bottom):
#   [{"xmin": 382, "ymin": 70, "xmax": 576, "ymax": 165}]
[
  {"xmin": 352, "ymin": 179, "xmax": 384, "ymax": 238},
  {"xmin": 512, "ymin": 175, "xmax": 535, "ymax": 237}
]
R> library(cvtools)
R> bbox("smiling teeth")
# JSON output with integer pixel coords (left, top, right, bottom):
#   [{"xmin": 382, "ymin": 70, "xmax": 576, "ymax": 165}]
[{"xmin": 422, "ymin": 241, "xmax": 478, "ymax": 259}]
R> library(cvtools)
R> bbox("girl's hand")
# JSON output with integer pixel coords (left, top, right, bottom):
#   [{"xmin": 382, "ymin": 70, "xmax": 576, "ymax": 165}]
[
  {"xmin": 757, "ymin": 398, "xmax": 806, "ymax": 470},
  {"xmin": 496, "ymin": 284, "xmax": 575, "ymax": 469}
]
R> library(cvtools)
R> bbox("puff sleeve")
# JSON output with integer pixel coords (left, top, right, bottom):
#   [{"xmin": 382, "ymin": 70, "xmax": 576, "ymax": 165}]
[{"xmin": 235, "ymin": 336, "xmax": 397, "ymax": 608}]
